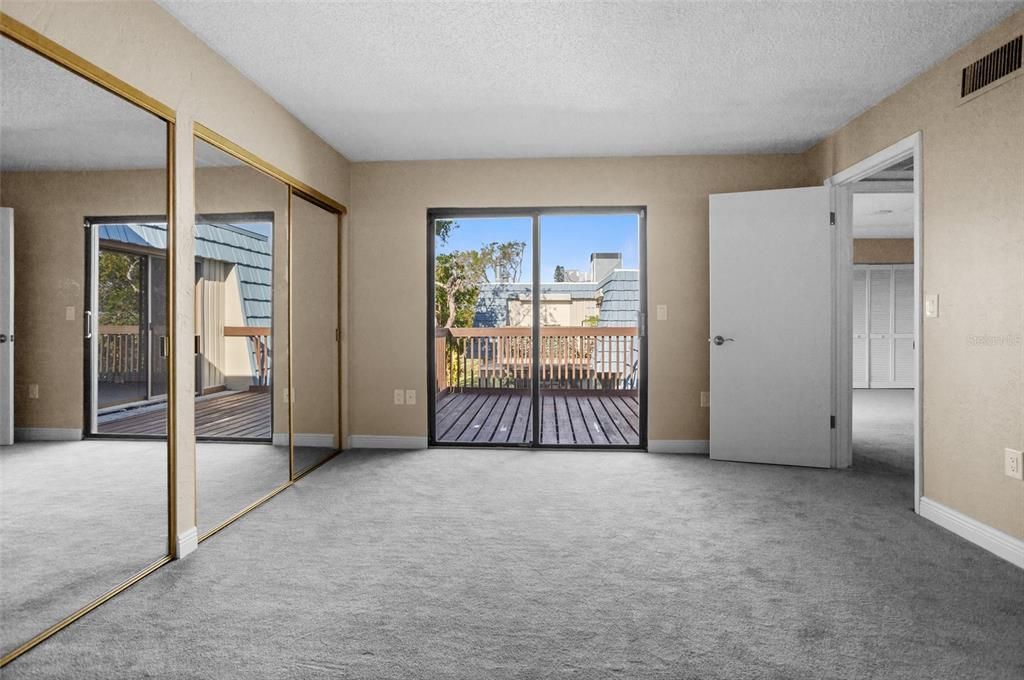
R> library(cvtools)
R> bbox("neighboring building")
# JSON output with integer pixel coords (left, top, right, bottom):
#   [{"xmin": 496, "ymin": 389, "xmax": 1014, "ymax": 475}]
[{"xmin": 473, "ymin": 252, "xmax": 639, "ymax": 328}]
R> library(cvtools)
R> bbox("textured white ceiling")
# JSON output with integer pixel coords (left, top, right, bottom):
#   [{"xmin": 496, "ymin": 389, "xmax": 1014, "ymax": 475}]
[
  {"xmin": 157, "ymin": 0, "xmax": 1022, "ymax": 162},
  {"xmin": 0, "ymin": 37, "xmax": 169, "ymax": 171},
  {"xmin": 1, "ymin": 37, "xmax": 246, "ymax": 171},
  {"xmin": 853, "ymin": 193, "xmax": 914, "ymax": 238}
]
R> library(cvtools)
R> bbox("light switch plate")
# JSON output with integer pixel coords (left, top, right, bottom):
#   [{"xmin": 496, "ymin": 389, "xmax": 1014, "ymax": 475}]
[
  {"xmin": 393, "ymin": 389, "xmax": 405, "ymax": 405},
  {"xmin": 405, "ymin": 389, "xmax": 417, "ymax": 406},
  {"xmin": 656, "ymin": 304, "xmax": 668, "ymax": 321},
  {"xmin": 65, "ymin": 306, "xmax": 75, "ymax": 321},
  {"xmin": 1006, "ymin": 448, "xmax": 1023, "ymax": 480},
  {"xmin": 924, "ymin": 294, "xmax": 939, "ymax": 318},
  {"xmin": 28, "ymin": 384, "xmax": 39, "ymax": 399},
  {"xmin": 700, "ymin": 391, "xmax": 710, "ymax": 408}
]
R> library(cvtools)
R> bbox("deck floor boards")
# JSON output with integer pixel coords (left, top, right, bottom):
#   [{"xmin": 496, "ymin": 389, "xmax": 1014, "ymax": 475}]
[
  {"xmin": 97, "ymin": 390, "xmax": 271, "ymax": 439},
  {"xmin": 435, "ymin": 391, "xmax": 640, "ymax": 447}
]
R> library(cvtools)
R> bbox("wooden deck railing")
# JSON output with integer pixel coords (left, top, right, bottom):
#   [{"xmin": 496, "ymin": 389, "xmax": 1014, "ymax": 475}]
[
  {"xmin": 224, "ymin": 326, "xmax": 272, "ymax": 387},
  {"xmin": 437, "ymin": 326, "xmax": 639, "ymax": 392},
  {"xmin": 98, "ymin": 325, "xmax": 145, "ymax": 383}
]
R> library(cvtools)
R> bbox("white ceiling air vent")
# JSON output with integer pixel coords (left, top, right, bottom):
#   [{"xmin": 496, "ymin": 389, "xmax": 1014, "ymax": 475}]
[{"xmin": 961, "ymin": 35, "xmax": 1022, "ymax": 98}]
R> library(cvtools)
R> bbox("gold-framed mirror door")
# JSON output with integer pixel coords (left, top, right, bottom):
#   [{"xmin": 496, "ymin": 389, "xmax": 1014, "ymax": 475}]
[
  {"xmin": 193, "ymin": 135, "xmax": 291, "ymax": 539},
  {"xmin": 0, "ymin": 29, "xmax": 173, "ymax": 662},
  {"xmin": 290, "ymin": 192, "xmax": 342, "ymax": 477}
]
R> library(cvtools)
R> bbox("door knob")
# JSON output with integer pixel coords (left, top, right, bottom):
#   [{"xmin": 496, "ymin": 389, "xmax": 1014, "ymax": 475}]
[{"xmin": 710, "ymin": 335, "xmax": 734, "ymax": 346}]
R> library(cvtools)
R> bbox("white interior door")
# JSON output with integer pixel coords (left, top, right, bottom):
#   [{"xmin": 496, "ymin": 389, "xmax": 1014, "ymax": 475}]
[
  {"xmin": 1, "ymin": 208, "xmax": 13, "ymax": 445},
  {"xmin": 709, "ymin": 187, "xmax": 833, "ymax": 467}
]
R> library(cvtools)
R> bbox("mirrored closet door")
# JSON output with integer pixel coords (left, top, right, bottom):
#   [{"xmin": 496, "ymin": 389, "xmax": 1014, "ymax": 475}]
[
  {"xmin": 193, "ymin": 136, "xmax": 291, "ymax": 538},
  {"xmin": 290, "ymin": 193, "xmax": 341, "ymax": 476},
  {"xmin": 0, "ymin": 34, "xmax": 171, "ymax": 660}
]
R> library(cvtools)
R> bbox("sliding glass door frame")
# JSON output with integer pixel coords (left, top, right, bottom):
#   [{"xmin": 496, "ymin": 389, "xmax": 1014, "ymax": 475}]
[
  {"xmin": 426, "ymin": 206, "xmax": 648, "ymax": 450},
  {"xmin": 83, "ymin": 215, "xmax": 169, "ymax": 440}
]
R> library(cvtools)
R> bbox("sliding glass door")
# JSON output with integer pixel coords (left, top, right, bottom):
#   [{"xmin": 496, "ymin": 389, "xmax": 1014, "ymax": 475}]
[
  {"xmin": 431, "ymin": 214, "xmax": 534, "ymax": 445},
  {"xmin": 86, "ymin": 223, "xmax": 170, "ymax": 436},
  {"xmin": 428, "ymin": 208, "xmax": 645, "ymax": 449},
  {"xmin": 538, "ymin": 213, "xmax": 642, "ymax": 446}
]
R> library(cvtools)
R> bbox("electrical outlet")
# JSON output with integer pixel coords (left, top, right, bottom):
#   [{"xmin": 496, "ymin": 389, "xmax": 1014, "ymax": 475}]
[
  {"xmin": 65, "ymin": 306, "xmax": 75, "ymax": 321},
  {"xmin": 405, "ymin": 389, "xmax": 417, "ymax": 406},
  {"xmin": 700, "ymin": 391, "xmax": 710, "ymax": 408},
  {"xmin": 1006, "ymin": 448, "xmax": 1023, "ymax": 481},
  {"xmin": 393, "ymin": 389, "xmax": 405, "ymax": 405},
  {"xmin": 28, "ymin": 384, "xmax": 39, "ymax": 399}
]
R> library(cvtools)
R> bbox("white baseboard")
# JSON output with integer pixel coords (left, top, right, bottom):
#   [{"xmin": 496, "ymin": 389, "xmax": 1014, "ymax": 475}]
[
  {"xmin": 294, "ymin": 433, "xmax": 335, "ymax": 447},
  {"xmin": 919, "ymin": 497, "xmax": 1024, "ymax": 569},
  {"xmin": 347, "ymin": 435, "xmax": 428, "ymax": 450},
  {"xmin": 14, "ymin": 427, "xmax": 82, "ymax": 441},
  {"xmin": 647, "ymin": 439, "xmax": 709, "ymax": 454},
  {"xmin": 271, "ymin": 433, "xmax": 335, "ymax": 447},
  {"xmin": 175, "ymin": 526, "xmax": 198, "ymax": 559}
]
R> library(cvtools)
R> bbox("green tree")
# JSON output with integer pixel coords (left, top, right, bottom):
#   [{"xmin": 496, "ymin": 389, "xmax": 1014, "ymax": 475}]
[
  {"xmin": 434, "ymin": 219, "xmax": 528, "ymax": 327},
  {"xmin": 98, "ymin": 251, "xmax": 142, "ymax": 325},
  {"xmin": 480, "ymin": 240, "xmax": 526, "ymax": 283},
  {"xmin": 434, "ymin": 219, "xmax": 457, "ymax": 245},
  {"xmin": 435, "ymin": 251, "xmax": 486, "ymax": 328},
  {"xmin": 553, "ymin": 265, "xmax": 566, "ymax": 282}
]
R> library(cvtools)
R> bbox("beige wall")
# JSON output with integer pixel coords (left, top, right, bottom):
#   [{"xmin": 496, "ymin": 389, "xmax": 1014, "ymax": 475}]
[
  {"xmin": 853, "ymin": 239, "xmax": 914, "ymax": 264},
  {"xmin": 807, "ymin": 12, "xmax": 1024, "ymax": 538},
  {"xmin": 348, "ymin": 155, "xmax": 812, "ymax": 440}
]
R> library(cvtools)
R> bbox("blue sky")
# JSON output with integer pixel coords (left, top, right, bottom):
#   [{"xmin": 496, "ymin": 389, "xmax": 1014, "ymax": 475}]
[{"xmin": 435, "ymin": 213, "xmax": 639, "ymax": 283}]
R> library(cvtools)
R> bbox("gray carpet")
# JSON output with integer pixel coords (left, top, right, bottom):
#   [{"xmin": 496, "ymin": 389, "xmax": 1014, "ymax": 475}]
[
  {"xmin": 0, "ymin": 440, "xmax": 167, "ymax": 655},
  {"xmin": 198, "ymin": 444, "xmax": 336, "ymax": 534},
  {"xmin": 1, "ymin": 441, "xmax": 338, "ymax": 657},
  {"xmin": 197, "ymin": 443, "xmax": 290, "ymax": 535},
  {"xmin": 853, "ymin": 389, "xmax": 915, "ymax": 473},
  {"xmin": 3, "ymin": 447, "xmax": 1022, "ymax": 679}
]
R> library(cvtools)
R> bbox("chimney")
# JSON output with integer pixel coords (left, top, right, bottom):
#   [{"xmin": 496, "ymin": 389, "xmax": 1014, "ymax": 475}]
[{"xmin": 590, "ymin": 252, "xmax": 621, "ymax": 282}]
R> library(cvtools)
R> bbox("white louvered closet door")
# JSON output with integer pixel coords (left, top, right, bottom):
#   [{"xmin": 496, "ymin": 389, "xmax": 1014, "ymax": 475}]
[
  {"xmin": 852, "ymin": 267, "xmax": 869, "ymax": 388},
  {"xmin": 891, "ymin": 265, "xmax": 915, "ymax": 387},
  {"xmin": 853, "ymin": 264, "xmax": 915, "ymax": 389},
  {"xmin": 868, "ymin": 267, "xmax": 893, "ymax": 387}
]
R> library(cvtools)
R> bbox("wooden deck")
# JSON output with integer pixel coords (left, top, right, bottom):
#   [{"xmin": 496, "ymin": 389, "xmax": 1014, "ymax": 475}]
[
  {"xmin": 435, "ymin": 390, "xmax": 640, "ymax": 446},
  {"xmin": 97, "ymin": 390, "xmax": 271, "ymax": 439}
]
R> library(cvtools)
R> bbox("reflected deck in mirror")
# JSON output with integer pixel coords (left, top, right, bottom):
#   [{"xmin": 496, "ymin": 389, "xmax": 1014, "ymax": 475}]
[{"xmin": 98, "ymin": 390, "xmax": 271, "ymax": 439}]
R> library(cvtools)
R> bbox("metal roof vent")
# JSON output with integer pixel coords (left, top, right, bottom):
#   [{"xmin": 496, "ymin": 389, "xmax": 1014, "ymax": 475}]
[{"xmin": 961, "ymin": 35, "xmax": 1022, "ymax": 98}]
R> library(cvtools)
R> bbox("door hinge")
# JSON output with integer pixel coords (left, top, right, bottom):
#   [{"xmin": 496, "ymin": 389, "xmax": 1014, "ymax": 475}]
[
  {"xmin": 830, "ymin": 415, "xmax": 836, "ymax": 429},
  {"xmin": 829, "ymin": 212, "xmax": 836, "ymax": 226}
]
